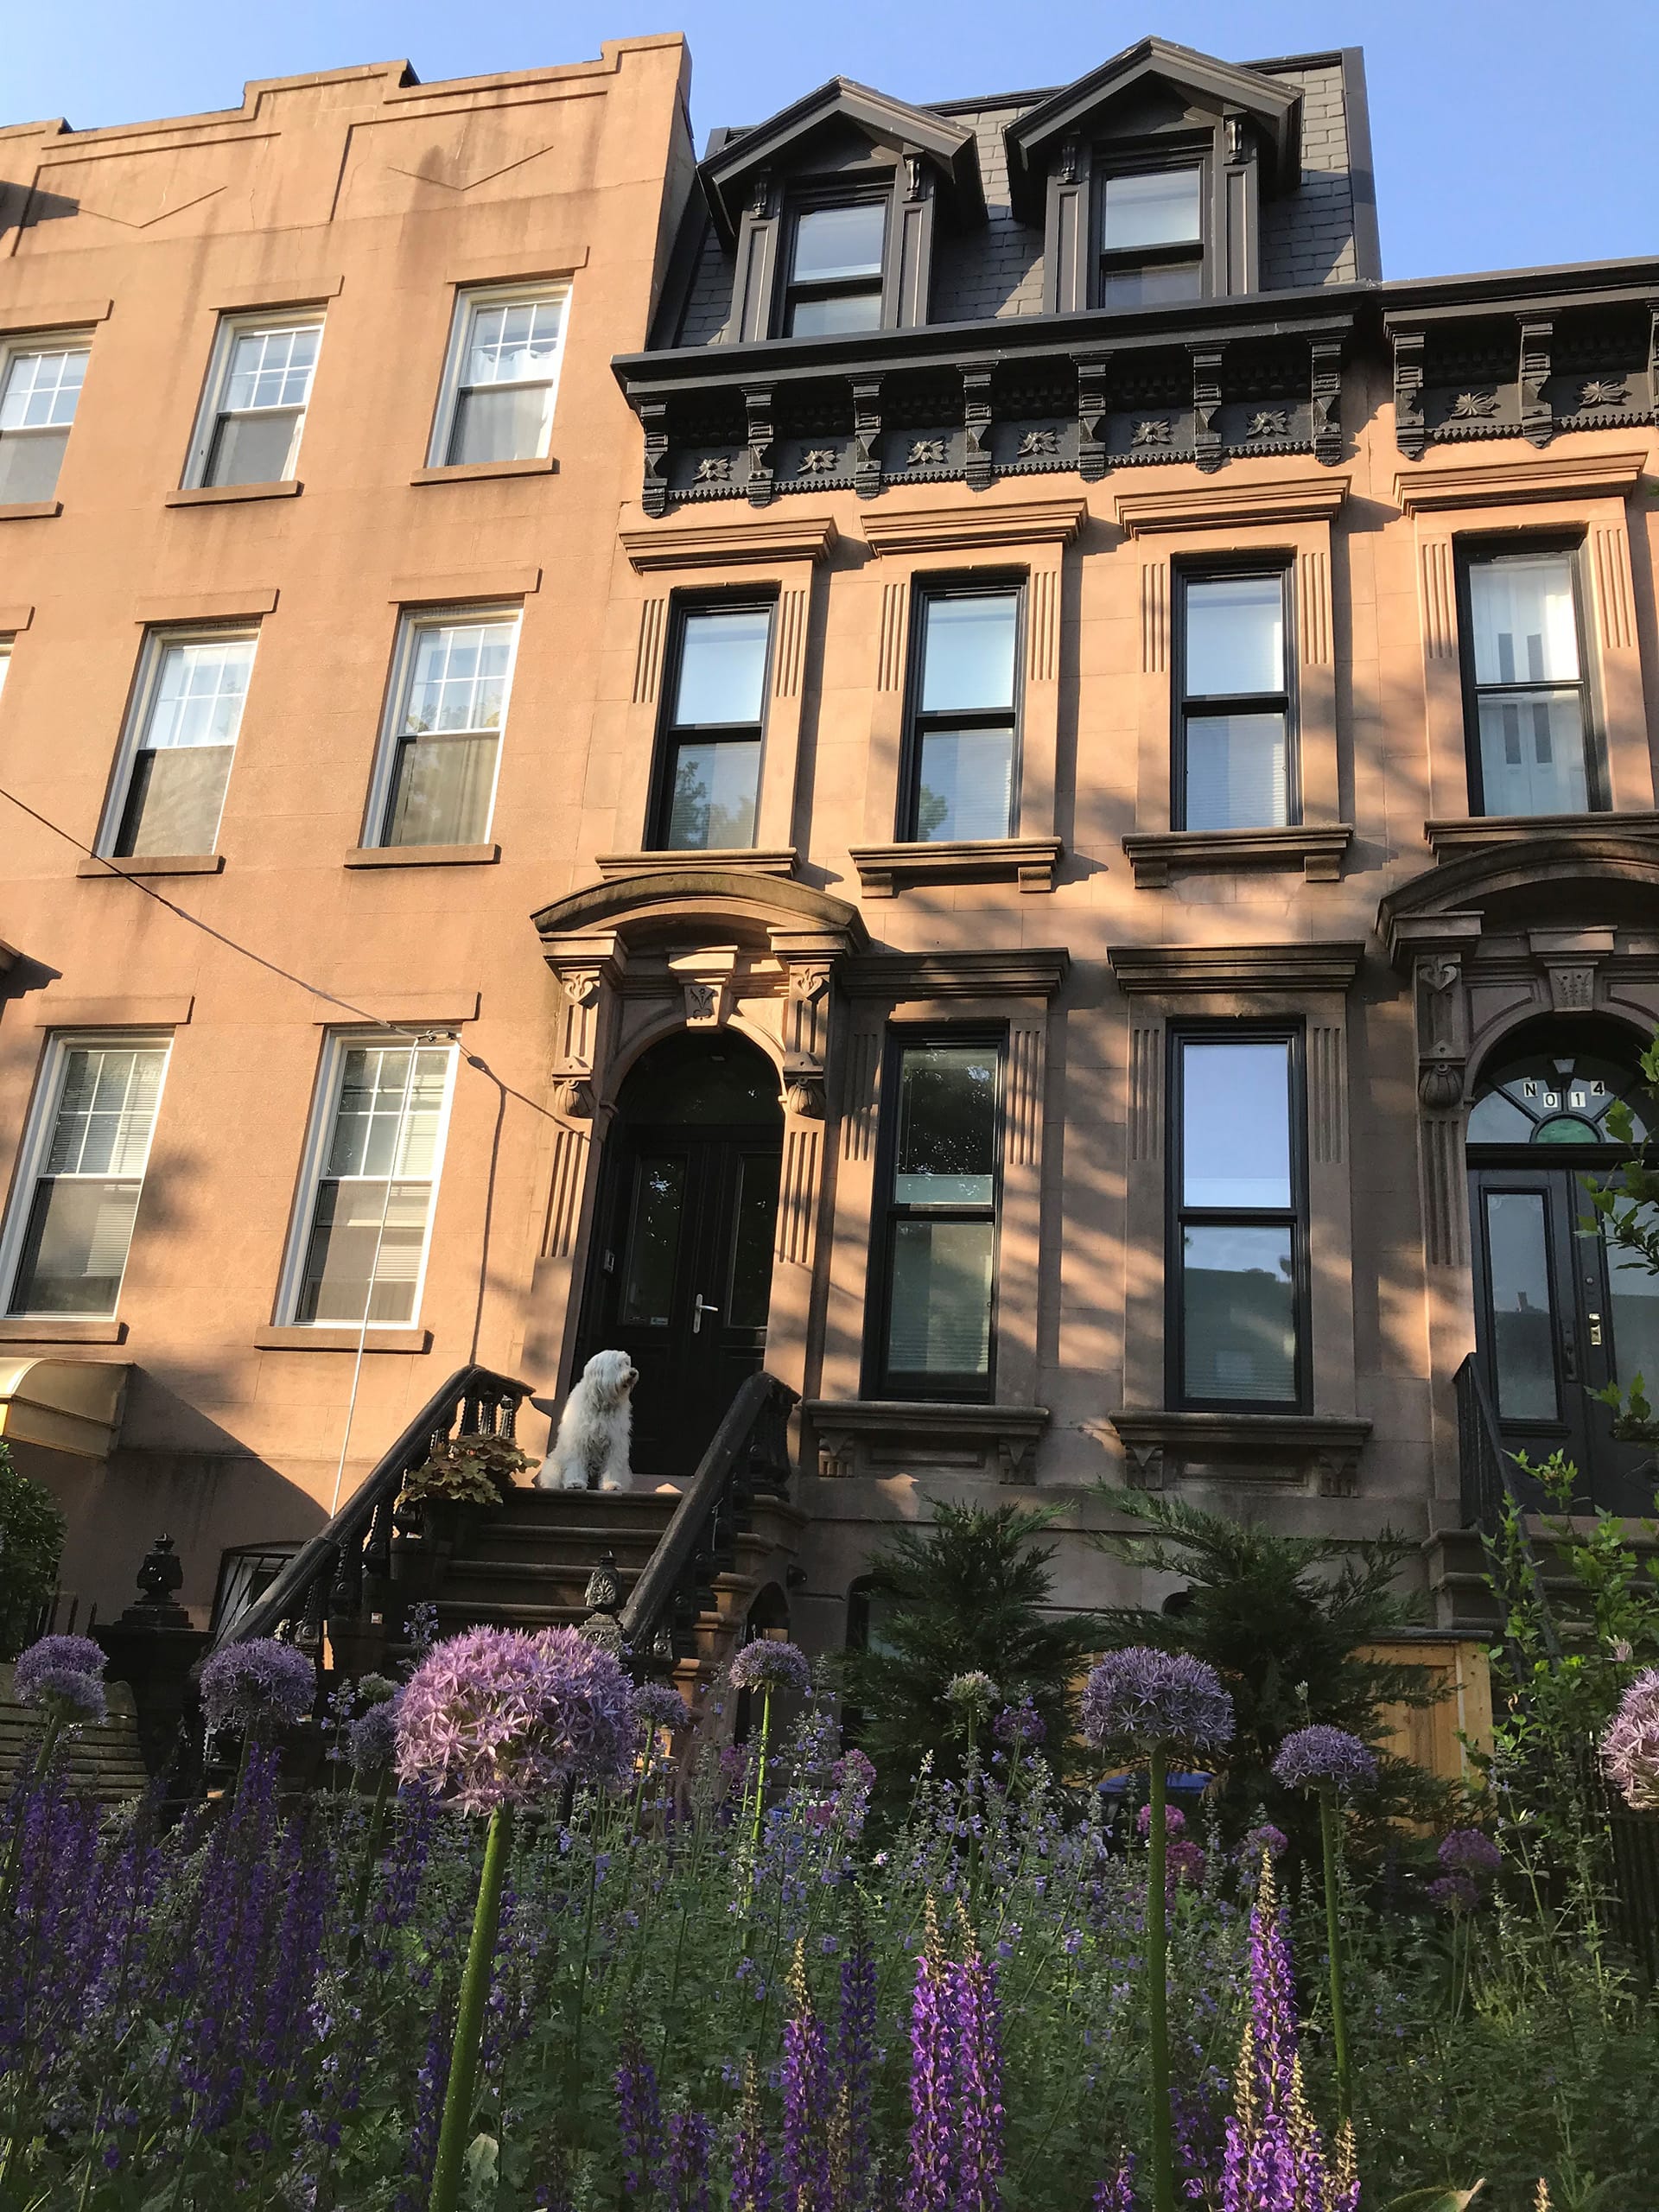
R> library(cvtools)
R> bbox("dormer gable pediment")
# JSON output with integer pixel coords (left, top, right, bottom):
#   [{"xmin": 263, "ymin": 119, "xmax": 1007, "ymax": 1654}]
[
  {"xmin": 1004, "ymin": 35, "xmax": 1300, "ymax": 220},
  {"xmin": 699, "ymin": 78, "xmax": 983, "ymax": 246}
]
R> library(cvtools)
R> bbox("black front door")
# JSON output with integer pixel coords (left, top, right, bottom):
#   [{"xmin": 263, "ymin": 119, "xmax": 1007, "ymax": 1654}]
[
  {"xmin": 576, "ymin": 1030, "xmax": 783, "ymax": 1481},
  {"xmin": 1471, "ymin": 1163, "xmax": 1657, "ymax": 1514}
]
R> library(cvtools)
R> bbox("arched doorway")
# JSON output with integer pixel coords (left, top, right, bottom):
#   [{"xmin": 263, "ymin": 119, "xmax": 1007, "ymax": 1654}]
[
  {"xmin": 1467, "ymin": 1019, "xmax": 1659, "ymax": 1510},
  {"xmin": 575, "ymin": 1028, "xmax": 783, "ymax": 1480}
]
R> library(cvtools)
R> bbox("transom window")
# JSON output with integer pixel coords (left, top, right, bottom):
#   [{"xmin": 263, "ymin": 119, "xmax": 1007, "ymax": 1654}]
[
  {"xmin": 873, "ymin": 1037, "xmax": 1002, "ymax": 1401},
  {"xmin": 0, "ymin": 338, "xmax": 89, "ymax": 505},
  {"xmin": 1460, "ymin": 549, "xmax": 1597, "ymax": 817},
  {"xmin": 1099, "ymin": 166, "xmax": 1204, "ymax": 308},
  {"xmin": 105, "ymin": 630, "xmax": 257, "ymax": 859},
  {"xmin": 1171, "ymin": 1033, "xmax": 1306, "ymax": 1409},
  {"xmin": 2, "ymin": 1037, "xmax": 170, "ymax": 1318},
  {"xmin": 784, "ymin": 200, "xmax": 887, "ymax": 336},
  {"xmin": 1177, "ymin": 570, "xmax": 1294, "ymax": 830},
  {"xmin": 904, "ymin": 586, "xmax": 1022, "ymax": 842},
  {"xmin": 1467, "ymin": 1048, "xmax": 1649, "ymax": 1148},
  {"xmin": 285, "ymin": 1039, "xmax": 456, "ymax": 1326},
  {"xmin": 188, "ymin": 315, "xmax": 322, "ymax": 489},
  {"xmin": 433, "ymin": 287, "xmax": 569, "ymax": 467},
  {"xmin": 652, "ymin": 603, "xmax": 773, "ymax": 851},
  {"xmin": 375, "ymin": 609, "xmax": 520, "ymax": 849}
]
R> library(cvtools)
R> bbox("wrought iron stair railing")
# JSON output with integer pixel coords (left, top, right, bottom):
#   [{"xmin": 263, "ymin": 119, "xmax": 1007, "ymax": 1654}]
[
  {"xmin": 208, "ymin": 1364, "xmax": 532, "ymax": 1656},
  {"xmin": 620, "ymin": 1370, "xmax": 798, "ymax": 1664}
]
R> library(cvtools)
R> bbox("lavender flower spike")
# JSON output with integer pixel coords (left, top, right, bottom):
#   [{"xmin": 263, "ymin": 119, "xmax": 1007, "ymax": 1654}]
[
  {"xmin": 903, "ymin": 1897, "xmax": 957, "ymax": 2212},
  {"xmin": 199, "ymin": 1637, "xmax": 315, "ymax": 1736},
  {"xmin": 1271, "ymin": 1725, "xmax": 1377, "ymax": 1795},
  {"xmin": 1092, "ymin": 2153, "xmax": 1136, "ymax": 2212},
  {"xmin": 732, "ymin": 2056, "xmax": 775, "ymax": 2212},
  {"xmin": 729, "ymin": 1638, "xmax": 813, "ymax": 1697},
  {"xmin": 12, "ymin": 1632, "xmax": 106, "ymax": 1723},
  {"xmin": 397, "ymin": 1624, "xmax": 637, "ymax": 1814},
  {"xmin": 1603, "ymin": 1667, "xmax": 1659, "ymax": 1810},
  {"xmin": 1081, "ymin": 1647, "xmax": 1234, "ymax": 1758}
]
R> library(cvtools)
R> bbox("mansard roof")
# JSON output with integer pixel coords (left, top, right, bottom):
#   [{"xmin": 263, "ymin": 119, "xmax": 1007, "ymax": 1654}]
[
  {"xmin": 697, "ymin": 76, "xmax": 985, "ymax": 245},
  {"xmin": 1004, "ymin": 35, "xmax": 1302, "ymax": 219}
]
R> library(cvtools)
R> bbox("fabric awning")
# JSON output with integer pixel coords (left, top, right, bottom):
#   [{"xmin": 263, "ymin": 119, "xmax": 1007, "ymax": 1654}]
[{"xmin": 0, "ymin": 1359, "xmax": 129, "ymax": 1459}]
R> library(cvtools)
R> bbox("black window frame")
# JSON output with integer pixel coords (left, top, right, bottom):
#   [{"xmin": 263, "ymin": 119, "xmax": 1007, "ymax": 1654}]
[
  {"xmin": 865, "ymin": 1026, "xmax": 1006, "ymax": 1404},
  {"xmin": 1166, "ymin": 1022, "xmax": 1310, "ymax": 1415},
  {"xmin": 1454, "ymin": 534, "xmax": 1605, "ymax": 819},
  {"xmin": 898, "ymin": 574, "xmax": 1027, "ymax": 844},
  {"xmin": 1094, "ymin": 148, "xmax": 1208, "ymax": 311},
  {"xmin": 647, "ymin": 593, "xmax": 777, "ymax": 855},
  {"xmin": 1173, "ymin": 560, "xmax": 1299, "ymax": 831},
  {"xmin": 779, "ymin": 187, "xmax": 891, "ymax": 340}
]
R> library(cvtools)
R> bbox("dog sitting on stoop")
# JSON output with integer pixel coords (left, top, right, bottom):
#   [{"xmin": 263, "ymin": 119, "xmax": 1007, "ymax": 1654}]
[{"xmin": 536, "ymin": 1349, "xmax": 639, "ymax": 1492}]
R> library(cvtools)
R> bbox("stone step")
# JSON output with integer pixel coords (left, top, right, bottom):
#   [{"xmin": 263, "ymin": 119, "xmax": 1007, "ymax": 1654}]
[{"xmin": 0, "ymin": 1671, "xmax": 150, "ymax": 1802}]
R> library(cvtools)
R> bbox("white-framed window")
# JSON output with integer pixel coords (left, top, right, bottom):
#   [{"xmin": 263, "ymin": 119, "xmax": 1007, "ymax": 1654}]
[
  {"xmin": 99, "ymin": 627, "xmax": 257, "ymax": 859},
  {"xmin": 0, "ymin": 639, "xmax": 12, "ymax": 705},
  {"xmin": 0, "ymin": 333, "xmax": 91, "ymax": 505},
  {"xmin": 428, "ymin": 285, "xmax": 569, "ymax": 467},
  {"xmin": 183, "ymin": 312, "xmax": 324, "ymax": 489},
  {"xmin": 278, "ymin": 1036, "xmax": 458, "ymax": 1327},
  {"xmin": 0, "ymin": 1035, "xmax": 171, "ymax": 1318},
  {"xmin": 365, "ymin": 606, "xmax": 521, "ymax": 849}
]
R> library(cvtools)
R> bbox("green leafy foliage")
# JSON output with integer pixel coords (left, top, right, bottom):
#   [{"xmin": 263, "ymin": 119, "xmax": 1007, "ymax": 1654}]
[
  {"xmin": 1088, "ymin": 1486, "xmax": 1452, "ymax": 1846},
  {"xmin": 1384, "ymin": 2190, "xmax": 1484, "ymax": 2211},
  {"xmin": 0, "ymin": 1438, "xmax": 66, "ymax": 1660},
  {"xmin": 838, "ymin": 1500, "xmax": 1099, "ymax": 1789}
]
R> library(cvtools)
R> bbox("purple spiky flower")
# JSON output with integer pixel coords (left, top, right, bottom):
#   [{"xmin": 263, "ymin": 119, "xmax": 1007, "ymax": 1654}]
[
  {"xmin": 1081, "ymin": 1649, "xmax": 1234, "ymax": 1758},
  {"xmin": 782, "ymin": 1940, "xmax": 830, "ymax": 2212},
  {"xmin": 1603, "ymin": 1669, "xmax": 1659, "ymax": 1810},
  {"xmin": 902, "ymin": 1901, "xmax": 956, "ymax": 2212},
  {"xmin": 992, "ymin": 1697, "xmax": 1046, "ymax": 1746},
  {"xmin": 953, "ymin": 1938, "xmax": 1004, "ymax": 2212},
  {"xmin": 199, "ymin": 1637, "xmax": 315, "ymax": 1736},
  {"xmin": 1093, "ymin": 2152, "xmax": 1136, "ymax": 2211},
  {"xmin": 12, "ymin": 1632, "xmax": 106, "ymax": 1723},
  {"xmin": 396, "ymin": 1625, "xmax": 637, "ymax": 1814},
  {"xmin": 1427, "ymin": 1872, "xmax": 1480, "ymax": 1913},
  {"xmin": 347, "ymin": 1691, "xmax": 404, "ymax": 1776},
  {"xmin": 1271, "ymin": 1726, "xmax": 1376, "ymax": 1796},
  {"xmin": 732, "ymin": 2058, "xmax": 774, "ymax": 2212},
  {"xmin": 636, "ymin": 1681, "xmax": 691, "ymax": 1733},
  {"xmin": 729, "ymin": 1639, "xmax": 813, "ymax": 1697},
  {"xmin": 1242, "ymin": 1822, "xmax": 1289, "ymax": 1864},
  {"xmin": 1437, "ymin": 1827, "xmax": 1501, "ymax": 1876}
]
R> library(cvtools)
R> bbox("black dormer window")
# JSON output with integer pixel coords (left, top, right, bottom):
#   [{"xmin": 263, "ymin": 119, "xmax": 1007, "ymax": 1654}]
[
  {"xmin": 784, "ymin": 200, "xmax": 887, "ymax": 335},
  {"xmin": 1098, "ymin": 164, "xmax": 1204, "ymax": 307}
]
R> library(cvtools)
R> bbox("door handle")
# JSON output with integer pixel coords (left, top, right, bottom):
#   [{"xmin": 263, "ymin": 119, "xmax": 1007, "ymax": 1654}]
[
  {"xmin": 1561, "ymin": 1328, "xmax": 1579, "ymax": 1382},
  {"xmin": 1587, "ymin": 1311, "xmax": 1604, "ymax": 1348},
  {"xmin": 692, "ymin": 1293, "xmax": 720, "ymax": 1335}
]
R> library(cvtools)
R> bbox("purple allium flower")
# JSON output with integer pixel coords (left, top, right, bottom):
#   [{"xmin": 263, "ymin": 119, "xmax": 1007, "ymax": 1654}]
[
  {"xmin": 11, "ymin": 1656, "xmax": 105, "ymax": 1722},
  {"xmin": 199, "ymin": 1637, "xmax": 315, "ymax": 1736},
  {"xmin": 992, "ymin": 1697, "xmax": 1046, "ymax": 1746},
  {"xmin": 943, "ymin": 1671, "xmax": 999, "ymax": 1719},
  {"xmin": 1271, "ymin": 1725, "xmax": 1377, "ymax": 1796},
  {"xmin": 729, "ymin": 1639, "xmax": 813, "ymax": 1698},
  {"xmin": 1437, "ymin": 1827, "xmax": 1501, "ymax": 1876},
  {"xmin": 395, "ymin": 1625, "xmax": 637, "ymax": 1813},
  {"xmin": 1602, "ymin": 1668, "xmax": 1659, "ymax": 1810},
  {"xmin": 635, "ymin": 1682, "xmax": 690, "ymax": 1733},
  {"xmin": 13, "ymin": 1632, "xmax": 105, "ymax": 1699},
  {"xmin": 1136, "ymin": 1803, "xmax": 1187, "ymax": 1839},
  {"xmin": 347, "ymin": 1691, "xmax": 404, "ymax": 1777},
  {"xmin": 1427, "ymin": 1872, "xmax": 1480, "ymax": 1914},
  {"xmin": 1242, "ymin": 1822, "xmax": 1289, "ymax": 1864},
  {"xmin": 1165, "ymin": 1837, "xmax": 1207, "ymax": 1895},
  {"xmin": 1081, "ymin": 1649, "xmax": 1234, "ymax": 1758},
  {"xmin": 1092, "ymin": 2152, "xmax": 1135, "ymax": 2211},
  {"xmin": 832, "ymin": 1746, "xmax": 876, "ymax": 1794}
]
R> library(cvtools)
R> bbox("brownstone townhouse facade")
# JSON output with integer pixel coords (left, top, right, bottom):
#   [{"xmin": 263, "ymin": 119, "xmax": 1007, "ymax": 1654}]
[{"xmin": 2, "ymin": 34, "xmax": 1656, "ymax": 1705}]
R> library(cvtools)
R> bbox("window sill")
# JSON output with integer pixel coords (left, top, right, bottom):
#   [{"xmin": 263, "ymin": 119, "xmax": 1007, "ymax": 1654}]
[
  {"xmin": 165, "ymin": 480, "xmax": 302, "ymax": 508},
  {"xmin": 0, "ymin": 1315, "xmax": 126, "ymax": 1344},
  {"xmin": 594, "ymin": 847, "xmax": 798, "ymax": 881},
  {"xmin": 803, "ymin": 1398, "xmax": 1049, "ymax": 1484},
  {"xmin": 848, "ymin": 837, "xmax": 1063, "ymax": 898},
  {"xmin": 253, "ymin": 1325, "xmax": 431, "ymax": 1353},
  {"xmin": 344, "ymin": 843, "xmax": 500, "ymax": 869},
  {"xmin": 1108, "ymin": 1409, "xmax": 1370, "ymax": 1496},
  {"xmin": 0, "ymin": 500, "xmax": 61, "ymax": 523},
  {"xmin": 1425, "ymin": 810, "xmax": 1659, "ymax": 858},
  {"xmin": 1121, "ymin": 825, "xmax": 1353, "ymax": 887},
  {"xmin": 77, "ymin": 853, "xmax": 224, "ymax": 879},
  {"xmin": 410, "ymin": 456, "xmax": 557, "ymax": 486}
]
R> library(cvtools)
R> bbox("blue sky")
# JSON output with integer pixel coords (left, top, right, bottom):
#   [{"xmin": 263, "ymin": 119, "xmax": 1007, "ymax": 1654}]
[{"xmin": 8, "ymin": 1, "xmax": 1656, "ymax": 282}]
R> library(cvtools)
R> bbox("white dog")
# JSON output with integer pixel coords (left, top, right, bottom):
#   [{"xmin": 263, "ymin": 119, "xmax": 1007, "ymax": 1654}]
[{"xmin": 537, "ymin": 1349, "xmax": 638, "ymax": 1492}]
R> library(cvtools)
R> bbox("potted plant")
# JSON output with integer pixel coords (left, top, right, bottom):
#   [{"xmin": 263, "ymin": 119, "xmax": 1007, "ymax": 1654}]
[{"xmin": 395, "ymin": 1433, "xmax": 532, "ymax": 1586}]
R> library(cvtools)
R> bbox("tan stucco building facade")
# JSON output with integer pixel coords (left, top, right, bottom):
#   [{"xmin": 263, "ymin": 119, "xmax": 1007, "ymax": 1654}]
[{"xmin": 3, "ymin": 34, "xmax": 1657, "ymax": 1666}]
